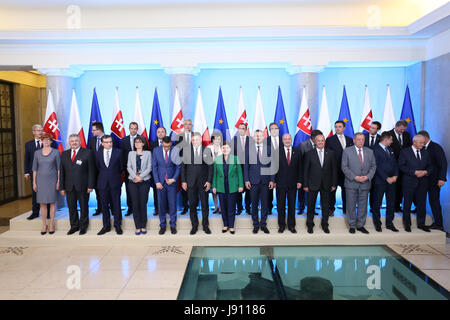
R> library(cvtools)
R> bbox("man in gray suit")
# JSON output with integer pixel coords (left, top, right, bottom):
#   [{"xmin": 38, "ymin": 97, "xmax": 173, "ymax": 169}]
[{"xmin": 341, "ymin": 132, "xmax": 377, "ymax": 234}]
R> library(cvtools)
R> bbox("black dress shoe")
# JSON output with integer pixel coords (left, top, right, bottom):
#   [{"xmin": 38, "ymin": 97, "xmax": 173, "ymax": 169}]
[
  {"xmin": 314, "ymin": 212, "xmax": 319, "ymax": 216},
  {"xmin": 115, "ymin": 226, "xmax": 123, "ymax": 235},
  {"xmin": 297, "ymin": 210, "xmax": 303, "ymax": 215},
  {"xmin": 357, "ymin": 227, "xmax": 369, "ymax": 234},
  {"xmin": 428, "ymin": 223, "xmax": 444, "ymax": 231},
  {"xmin": 67, "ymin": 227, "xmax": 79, "ymax": 235},
  {"xmin": 125, "ymin": 211, "xmax": 133, "ymax": 216},
  {"xmin": 97, "ymin": 227, "xmax": 110, "ymax": 235},
  {"xmin": 411, "ymin": 208, "xmax": 417, "ymax": 214},
  {"xmin": 395, "ymin": 207, "xmax": 403, "ymax": 213},
  {"xmin": 181, "ymin": 208, "xmax": 188, "ymax": 215},
  {"xmin": 171, "ymin": 227, "xmax": 177, "ymax": 234},
  {"xmin": 92, "ymin": 210, "xmax": 101, "ymax": 216},
  {"xmin": 289, "ymin": 228, "xmax": 297, "ymax": 234},
  {"xmin": 375, "ymin": 225, "xmax": 382, "ymax": 232},
  {"xmin": 278, "ymin": 227, "xmax": 285, "ymax": 233},
  {"xmin": 235, "ymin": 210, "xmax": 241, "ymax": 215},
  {"xmin": 261, "ymin": 226, "xmax": 270, "ymax": 234},
  {"xmin": 204, "ymin": 227, "xmax": 211, "ymax": 234},
  {"xmin": 159, "ymin": 227, "xmax": 166, "ymax": 235},
  {"xmin": 252, "ymin": 227, "xmax": 259, "ymax": 234},
  {"xmin": 222, "ymin": 228, "xmax": 228, "ymax": 233},
  {"xmin": 27, "ymin": 214, "xmax": 39, "ymax": 220},
  {"xmin": 213, "ymin": 208, "xmax": 219, "ymax": 214},
  {"xmin": 307, "ymin": 226, "xmax": 314, "ymax": 234},
  {"xmin": 386, "ymin": 225, "xmax": 399, "ymax": 232},
  {"xmin": 418, "ymin": 225, "xmax": 430, "ymax": 232},
  {"xmin": 153, "ymin": 211, "xmax": 159, "ymax": 216},
  {"xmin": 349, "ymin": 228, "xmax": 355, "ymax": 234},
  {"xmin": 329, "ymin": 210, "xmax": 334, "ymax": 217},
  {"xmin": 190, "ymin": 228, "xmax": 197, "ymax": 235},
  {"xmin": 405, "ymin": 226, "xmax": 411, "ymax": 232},
  {"xmin": 79, "ymin": 229, "xmax": 87, "ymax": 235},
  {"xmin": 322, "ymin": 226, "xmax": 330, "ymax": 234},
  {"xmin": 229, "ymin": 229, "xmax": 235, "ymax": 234}
]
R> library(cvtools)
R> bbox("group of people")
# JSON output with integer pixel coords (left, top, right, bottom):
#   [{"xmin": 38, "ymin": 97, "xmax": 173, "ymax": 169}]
[{"xmin": 24, "ymin": 117, "xmax": 447, "ymax": 236}]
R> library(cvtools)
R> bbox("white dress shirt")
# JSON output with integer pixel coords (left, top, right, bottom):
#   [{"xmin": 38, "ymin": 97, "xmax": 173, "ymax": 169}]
[
  {"xmin": 103, "ymin": 148, "xmax": 112, "ymax": 166},
  {"xmin": 355, "ymin": 145, "xmax": 364, "ymax": 162}
]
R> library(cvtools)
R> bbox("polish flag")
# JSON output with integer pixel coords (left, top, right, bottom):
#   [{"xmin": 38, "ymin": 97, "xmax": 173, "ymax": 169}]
[
  {"xmin": 133, "ymin": 87, "xmax": 149, "ymax": 147},
  {"xmin": 43, "ymin": 89, "xmax": 64, "ymax": 154},
  {"xmin": 193, "ymin": 87, "xmax": 210, "ymax": 146},
  {"xmin": 252, "ymin": 87, "xmax": 268, "ymax": 137},
  {"xmin": 111, "ymin": 87, "xmax": 126, "ymax": 141},
  {"xmin": 317, "ymin": 86, "xmax": 333, "ymax": 138},
  {"xmin": 382, "ymin": 85, "xmax": 396, "ymax": 132},
  {"xmin": 66, "ymin": 89, "xmax": 87, "ymax": 149},
  {"xmin": 233, "ymin": 86, "xmax": 249, "ymax": 136},
  {"xmin": 170, "ymin": 87, "xmax": 184, "ymax": 140},
  {"xmin": 359, "ymin": 86, "xmax": 373, "ymax": 133}
]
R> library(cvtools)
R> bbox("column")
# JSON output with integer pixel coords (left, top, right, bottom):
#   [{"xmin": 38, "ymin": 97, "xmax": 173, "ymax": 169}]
[{"xmin": 166, "ymin": 67, "xmax": 199, "ymax": 122}]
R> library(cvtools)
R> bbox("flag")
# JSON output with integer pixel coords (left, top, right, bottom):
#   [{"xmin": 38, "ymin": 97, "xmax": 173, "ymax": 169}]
[
  {"xmin": 170, "ymin": 87, "xmax": 184, "ymax": 141},
  {"xmin": 233, "ymin": 86, "xmax": 249, "ymax": 136},
  {"xmin": 133, "ymin": 87, "xmax": 149, "ymax": 147},
  {"xmin": 273, "ymin": 86, "xmax": 289, "ymax": 136},
  {"xmin": 252, "ymin": 87, "xmax": 268, "ymax": 137},
  {"xmin": 294, "ymin": 86, "xmax": 312, "ymax": 148},
  {"xmin": 338, "ymin": 86, "xmax": 355, "ymax": 138},
  {"xmin": 111, "ymin": 87, "xmax": 126, "ymax": 147},
  {"xmin": 400, "ymin": 85, "xmax": 417, "ymax": 137},
  {"xmin": 359, "ymin": 86, "xmax": 373, "ymax": 133},
  {"xmin": 317, "ymin": 86, "xmax": 333, "ymax": 138},
  {"xmin": 43, "ymin": 89, "xmax": 64, "ymax": 154},
  {"xmin": 382, "ymin": 85, "xmax": 396, "ymax": 132},
  {"xmin": 87, "ymin": 88, "xmax": 103, "ymax": 142},
  {"xmin": 66, "ymin": 89, "xmax": 87, "ymax": 149},
  {"xmin": 149, "ymin": 88, "xmax": 164, "ymax": 142},
  {"xmin": 193, "ymin": 87, "xmax": 211, "ymax": 146},
  {"xmin": 213, "ymin": 87, "xmax": 231, "ymax": 142}
]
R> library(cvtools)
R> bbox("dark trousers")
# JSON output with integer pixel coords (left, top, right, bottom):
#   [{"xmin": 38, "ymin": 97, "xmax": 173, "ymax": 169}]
[
  {"xmin": 188, "ymin": 182, "xmax": 210, "ymax": 229},
  {"xmin": 218, "ymin": 192, "xmax": 237, "ymax": 228},
  {"xmin": 330, "ymin": 182, "xmax": 346, "ymax": 213},
  {"xmin": 181, "ymin": 189, "xmax": 189, "ymax": 210},
  {"xmin": 372, "ymin": 183, "xmax": 396, "ymax": 227},
  {"xmin": 236, "ymin": 188, "xmax": 251, "ymax": 212},
  {"xmin": 158, "ymin": 184, "xmax": 177, "ymax": 228},
  {"xmin": 250, "ymin": 183, "xmax": 269, "ymax": 228},
  {"xmin": 428, "ymin": 184, "xmax": 443, "ymax": 227},
  {"xmin": 30, "ymin": 177, "xmax": 50, "ymax": 215},
  {"xmin": 66, "ymin": 189, "xmax": 89, "ymax": 230},
  {"xmin": 308, "ymin": 189, "xmax": 330, "ymax": 227},
  {"xmin": 94, "ymin": 188, "xmax": 103, "ymax": 213},
  {"xmin": 369, "ymin": 180, "xmax": 375, "ymax": 211},
  {"xmin": 395, "ymin": 172, "xmax": 404, "ymax": 210},
  {"xmin": 124, "ymin": 178, "xmax": 133, "ymax": 213},
  {"xmin": 297, "ymin": 188, "xmax": 307, "ymax": 211},
  {"xmin": 268, "ymin": 188, "xmax": 274, "ymax": 212},
  {"xmin": 129, "ymin": 180, "xmax": 151, "ymax": 229},
  {"xmin": 403, "ymin": 182, "xmax": 427, "ymax": 228},
  {"xmin": 99, "ymin": 185, "xmax": 122, "ymax": 229},
  {"xmin": 151, "ymin": 180, "xmax": 159, "ymax": 213},
  {"xmin": 277, "ymin": 186, "xmax": 297, "ymax": 229}
]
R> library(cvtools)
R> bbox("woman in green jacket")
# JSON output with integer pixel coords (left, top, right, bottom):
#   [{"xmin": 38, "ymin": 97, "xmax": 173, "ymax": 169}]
[{"xmin": 212, "ymin": 142, "xmax": 244, "ymax": 234}]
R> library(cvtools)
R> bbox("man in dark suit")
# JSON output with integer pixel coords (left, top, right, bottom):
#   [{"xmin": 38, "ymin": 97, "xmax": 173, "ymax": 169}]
[
  {"xmin": 244, "ymin": 130, "xmax": 275, "ymax": 234},
  {"xmin": 388, "ymin": 120, "xmax": 412, "ymax": 212},
  {"xmin": 95, "ymin": 135, "xmax": 124, "ymax": 235},
  {"xmin": 398, "ymin": 134, "xmax": 433, "ymax": 232},
  {"xmin": 275, "ymin": 134, "xmax": 302, "ymax": 233},
  {"xmin": 325, "ymin": 120, "xmax": 353, "ymax": 216},
  {"xmin": 372, "ymin": 132, "xmax": 399, "ymax": 232},
  {"xmin": 24, "ymin": 124, "xmax": 57, "ymax": 220},
  {"xmin": 87, "ymin": 121, "xmax": 105, "ymax": 217},
  {"xmin": 60, "ymin": 134, "xmax": 96, "ymax": 235},
  {"xmin": 364, "ymin": 121, "xmax": 381, "ymax": 213},
  {"xmin": 419, "ymin": 130, "xmax": 447, "ymax": 232},
  {"xmin": 303, "ymin": 134, "xmax": 337, "ymax": 234},
  {"xmin": 181, "ymin": 132, "xmax": 213, "ymax": 235},
  {"xmin": 149, "ymin": 126, "xmax": 167, "ymax": 216},
  {"xmin": 174, "ymin": 119, "xmax": 193, "ymax": 215},
  {"xmin": 233, "ymin": 122, "xmax": 251, "ymax": 215},
  {"xmin": 267, "ymin": 122, "xmax": 281, "ymax": 216},
  {"xmin": 153, "ymin": 136, "xmax": 181, "ymax": 234}
]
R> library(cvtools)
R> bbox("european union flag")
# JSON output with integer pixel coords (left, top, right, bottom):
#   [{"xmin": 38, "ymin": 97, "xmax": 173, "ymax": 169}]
[
  {"xmin": 213, "ymin": 87, "xmax": 231, "ymax": 142},
  {"xmin": 274, "ymin": 86, "xmax": 289, "ymax": 136},
  {"xmin": 149, "ymin": 88, "xmax": 164, "ymax": 142},
  {"xmin": 400, "ymin": 85, "xmax": 417, "ymax": 137},
  {"xmin": 87, "ymin": 88, "xmax": 103, "ymax": 142},
  {"xmin": 338, "ymin": 86, "xmax": 354, "ymax": 138}
]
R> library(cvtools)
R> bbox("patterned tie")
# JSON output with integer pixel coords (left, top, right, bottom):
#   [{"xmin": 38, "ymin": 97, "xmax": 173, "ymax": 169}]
[
  {"xmin": 72, "ymin": 150, "xmax": 77, "ymax": 162},
  {"xmin": 287, "ymin": 148, "xmax": 290, "ymax": 165},
  {"xmin": 358, "ymin": 148, "xmax": 363, "ymax": 167},
  {"xmin": 105, "ymin": 150, "xmax": 110, "ymax": 167}
]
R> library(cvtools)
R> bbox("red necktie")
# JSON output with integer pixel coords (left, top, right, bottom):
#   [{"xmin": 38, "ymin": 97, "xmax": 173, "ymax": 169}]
[
  {"xmin": 72, "ymin": 150, "xmax": 77, "ymax": 162},
  {"xmin": 287, "ymin": 148, "xmax": 290, "ymax": 165},
  {"xmin": 164, "ymin": 150, "xmax": 168, "ymax": 180},
  {"xmin": 358, "ymin": 148, "xmax": 363, "ymax": 167}
]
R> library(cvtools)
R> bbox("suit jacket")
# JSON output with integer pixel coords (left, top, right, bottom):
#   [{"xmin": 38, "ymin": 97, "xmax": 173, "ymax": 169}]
[
  {"xmin": 373, "ymin": 144, "xmax": 398, "ymax": 185},
  {"xmin": 425, "ymin": 141, "xmax": 447, "ymax": 185},
  {"xmin": 341, "ymin": 146, "xmax": 377, "ymax": 190},
  {"xmin": 267, "ymin": 136, "xmax": 281, "ymax": 154},
  {"xmin": 149, "ymin": 139, "xmax": 163, "ymax": 152},
  {"xmin": 181, "ymin": 145, "xmax": 213, "ymax": 187},
  {"xmin": 302, "ymin": 148, "xmax": 337, "ymax": 191},
  {"xmin": 127, "ymin": 150, "xmax": 152, "ymax": 181},
  {"xmin": 122, "ymin": 135, "xmax": 149, "ymax": 171},
  {"xmin": 233, "ymin": 135, "xmax": 250, "ymax": 165},
  {"xmin": 95, "ymin": 148, "xmax": 123, "ymax": 190},
  {"xmin": 24, "ymin": 139, "xmax": 57, "ymax": 175},
  {"xmin": 398, "ymin": 147, "xmax": 433, "ymax": 189},
  {"xmin": 388, "ymin": 129, "xmax": 411, "ymax": 159},
  {"xmin": 364, "ymin": 132, "xmax": 380, "ymax": 149},
  {"xmin": 275, "ymin": 146, "xmax": 302, "ymax": 188},
  {"xmin": 299, "ymin": 139, "xmax": 315, "ymax": 158},
  {"xmin": 326, "ymin": 134, "xmax": 354, "ymax": 182},
  {"xmin": 244, "ymin": 139, "xmax": 275, "ymax": 185},
  {"xmin": 212, "ymin": 154, "xmax": 244, "ymax": 194},
  {"xmin": 152, "ymin": 145, "xmax": 181, "ymax": 186},
  {"xmin": 88, "ymin": 136, "xmax": 104, "ymax": 154},
  {"xmin": 60, "ymin": 148, "xmax": 96, "ymax": 192}
]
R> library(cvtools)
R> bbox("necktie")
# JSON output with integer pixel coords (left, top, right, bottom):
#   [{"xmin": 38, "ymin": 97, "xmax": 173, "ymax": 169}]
[
  {"xmin": 370, "ymin": 136, "xmax": 375, "ymax": 147},
  {"xmin": 287, "ymin": 148, "xmax": 290, "ymax": 165},
  {"xmin": 105, "ymin": 150, "xmax": 110, "ymax": 167},
  {"xmin": 358, "ymin": 148, "xmax": 363, "ymax": 167},
  {"xmin": 274, "ymin": 138, "xmax": 278, "ymax": 150},
  {"xmin": 159, "ymin": 140, "xmax": 162, "ymax": 147},
  {"xmin": 398, "ymin": 134, "xmax": 403, "ymax": 147},
  {"xmin": 385, "ymin": 147, "xmax": 390, "ymax": 157},
  {"xmin": 131, "ymin": 136, "xmax": 134, "ymax": 151},
  {"xmin": 37, "ymin": 140, "xmax": 41, "ymax": 149},
  {"xmin": 257, "ymin": 146, "xmax": 261, "ymax": 162},
  {"xmin": 339, "ymin": 135, "xmax": 345, "ymax": 149},
  {"xmin": 241, "ymin": 136, "xmax": 245, "ymax": 152},
  {"xmin": 319, "ymin": 149, "xmax": 323, "ymax": 167},
  {"xmin": 96, "ymin": 138, "xmax": 100, "ymax": 151},
  {"xmin": 72, "ymin": 150, "xmax": 77, "ymax": 162},
  {"xmin": 416, "ymin": 149, "xmax": 421, "ymax": 160},
  {"xmin": 164, "ymin": 150, "xmax": 169, "ymax": 180}
]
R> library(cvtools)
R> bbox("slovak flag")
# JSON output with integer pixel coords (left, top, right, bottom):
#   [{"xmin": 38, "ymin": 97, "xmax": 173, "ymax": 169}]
[
  {"xmin": 252, "ymin": 87, "xmax": 268, "ymax": 137},
  {"xmin": 359, "ymin": 86, "xmax": 373, "ymax": 133},
  {"xmin": 133, "ymin": 87, "xmax": 149, "ymax": 147},
  {"xmin": 294, "ymin": 86, "xmax": 312, "ymax": 148},
  {"xmin": 317, "ymin": 86, "xmax": 333, "ymax": 138},
  {"xmin": 193, "ymin": 87, "xmax": 211, "ymax": 146},
  {"xmin": 233, "ymin": 86, "xmax": 249, "ymax": 136},
  {"xmin": 170, "ymin": 87, "xmax": 184, "ymax": 141},
  {"xmin": 111, "ymin": 87, "xmax": 126, "ymax": 147},
  {"xmin": 43, "ymin": 89, "xmax": 64, "ymax": 154},
  {"xmin": 66, "ymin": 89, "xmax": 87, "ymax": 149}
]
